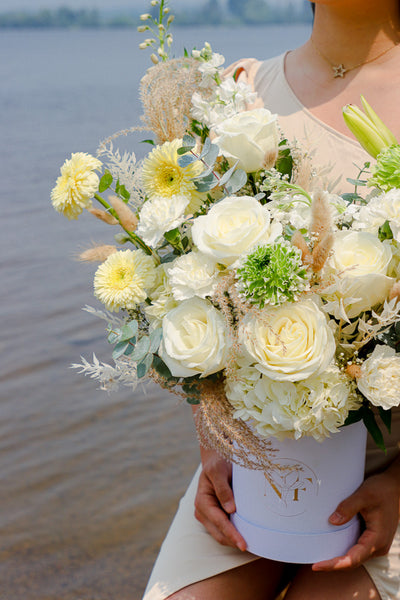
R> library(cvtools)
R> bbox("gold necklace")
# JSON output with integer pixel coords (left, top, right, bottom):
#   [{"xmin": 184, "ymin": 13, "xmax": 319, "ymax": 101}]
[{"xmin": 310, "ymin": 36, "xmax": 399, "ymax": 78}]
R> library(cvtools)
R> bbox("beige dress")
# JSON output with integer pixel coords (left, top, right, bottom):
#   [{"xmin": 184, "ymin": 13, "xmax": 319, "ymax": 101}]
[{"xmin": 143, "ymin": 53, "xmax": 400, "ymax": 600}]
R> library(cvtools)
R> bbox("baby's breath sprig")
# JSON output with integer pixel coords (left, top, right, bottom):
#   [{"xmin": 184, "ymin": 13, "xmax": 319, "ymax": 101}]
[{"xmin": 138, "ymin": 0, "xmax": 174, "ymax": 64}]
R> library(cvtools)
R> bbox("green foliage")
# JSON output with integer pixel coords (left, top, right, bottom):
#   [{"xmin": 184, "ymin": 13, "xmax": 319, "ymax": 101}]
[
  {"xmin": 98, "ymin": 170, "xmax": 113, "ymax": 193},
  {"xmin": 115, "ymin": 180, "xmax": 130, "ymax": 201},
  {"xmin": 107, "ymin": 320, "xmax": 164, "ymax": 379}
]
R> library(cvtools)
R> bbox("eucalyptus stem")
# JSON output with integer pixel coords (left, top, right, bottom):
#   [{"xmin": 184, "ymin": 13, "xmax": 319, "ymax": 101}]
[{"xmin": 93, "ymin": 193, "xmax": 160, "ymax": 264}]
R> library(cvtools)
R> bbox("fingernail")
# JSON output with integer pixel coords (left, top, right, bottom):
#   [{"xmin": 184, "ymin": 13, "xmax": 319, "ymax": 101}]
[
  {"xmin": 330, "ymin": 511, "xmax": 345, "ymax": 525},
  {"xmin": 224, "ymin": 501, "xmax": 235, "ymax": 514},
  {"xmin": 237, "ymin": 541, "xmax": 247, "ymax": 552}
]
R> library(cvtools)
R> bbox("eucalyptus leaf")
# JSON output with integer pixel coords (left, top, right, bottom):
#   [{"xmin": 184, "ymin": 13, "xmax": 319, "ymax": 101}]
[
  {"xmin": 347, "ymin": 177, "xmax": 367, "ymax": 187},
  {"xmin": 178, "ymin": 154, "xmax": 197, "ymax": 168},
  {"xmin": 225, "ymin": 168, "xmax": 247, "ymax": 194},
  {"xmin": 99, "ymin": 170, "xmax": 113, "ymax": 193},
  {"xmin": 213, "ymin": 161, "xmax": 239, "ymax": 188},
  {"xmin": 182, "ymin": 134, "xmax": 196, "ymax": 148},
  {"xmin": 201, "ymin": 143, "xmax": 219, "ymax": 167},
  {"xmin": 137, "ymin": 353, "xmax": 153, "ymax": 379},
  {"xmin": 112, "ymin": 340, "xmax": 130, "ymax": 360},
  {"xmin": 341, "ymin": 192, "xmax": 363, "ymax": 204},
  {"xmin": 130, "ymin": 336, "xmax": 151, "ymax": 362},
  {"xmin": 107, "ymin": 328, "xmax": 121, "ymax": 344},
  {"xmin": 149, "ymin": 328, "xmax": 163, "ymax": 353},
  {"xmin": 199, "ymin": 137, "xmax": 211, "ymax": 159},
  {"xmin": 120, "ymin": 320, "xmax": 138, "ymax": 342}
]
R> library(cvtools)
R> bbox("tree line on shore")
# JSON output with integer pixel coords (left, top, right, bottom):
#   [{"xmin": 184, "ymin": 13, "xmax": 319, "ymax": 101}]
[{"xmin": 0, "ymin": 1, "xmax": 312, "ymax": 28}]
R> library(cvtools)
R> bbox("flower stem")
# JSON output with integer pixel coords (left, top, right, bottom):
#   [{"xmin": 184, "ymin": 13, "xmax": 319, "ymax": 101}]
[{"xmin": 94, "ymin": 193, "xmax": 160, "ymax": 264}]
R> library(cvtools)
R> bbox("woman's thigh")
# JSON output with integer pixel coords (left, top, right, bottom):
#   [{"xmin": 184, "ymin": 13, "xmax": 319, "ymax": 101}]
[
  {"xmin": 285, "ymin": 564, "xmax": 381, "ymax": 600},
  {"xmin": 167, "ymin": 558, "xmax": 288, "ymax": 600}
]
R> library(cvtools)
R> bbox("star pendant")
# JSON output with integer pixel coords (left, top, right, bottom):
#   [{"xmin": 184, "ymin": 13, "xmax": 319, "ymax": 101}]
[{"xmin": 333, "ymin": 64, "xmax": 347, "ymax": 78}]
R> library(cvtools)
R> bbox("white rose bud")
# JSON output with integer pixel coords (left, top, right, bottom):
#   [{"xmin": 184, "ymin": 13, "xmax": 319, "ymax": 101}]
[
  {"xmin": 158, "ymin": 298, "xmax": 231, "ymax": 377},
  {"xmin": 192, "ymin": 195, "xmax": 282, "ymax": 267},
  {"xmin": 213, "ymin": 108, "xmax": 279, "ymax": 173}
]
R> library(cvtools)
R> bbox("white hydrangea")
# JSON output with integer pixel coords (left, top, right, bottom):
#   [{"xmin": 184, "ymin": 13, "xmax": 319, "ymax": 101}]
[
  {"xmin": 357, "ymin": 345, "xmax": 400, "ymax": 410},
  {"xmin": 167, "ymin": 251, "xmax": 220, "ymax": 301},
  {"xmin": 225, "ymin": 363, "xmax": 360, "ymax": 441},
  {"xmin": 136, "ymin": 194, "xmax": 189, "ymax": 248}
]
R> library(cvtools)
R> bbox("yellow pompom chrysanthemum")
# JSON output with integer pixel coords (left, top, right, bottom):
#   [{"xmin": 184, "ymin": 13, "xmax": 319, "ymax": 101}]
[
  {"xmin": 51, "ymin": 152, "xmax": 102, "ymax": 220},
  {"xmin": 141, "ymin": 139, "xmax": 204, "ymax": 213},
  {"xmin": 94, "ymin": 249, "xmax": 156, "ymax": 312}
]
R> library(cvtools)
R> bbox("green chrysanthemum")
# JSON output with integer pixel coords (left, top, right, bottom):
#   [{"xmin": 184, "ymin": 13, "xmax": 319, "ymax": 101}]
[
  {"xmin": 237, "ymin": 241, "xmax": 309, "ymax": 307},
  {"xmin": 369, "ymin": 144, "xmax": 400, "ymax": 191}
]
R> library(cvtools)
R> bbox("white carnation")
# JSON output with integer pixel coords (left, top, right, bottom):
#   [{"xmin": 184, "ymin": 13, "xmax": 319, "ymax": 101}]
[
  {"xmin": 353, "ymin": 189, "xmax": 400, "ymax": 242},
  {"xmin": 357, "ymin": 345, "xmax": 400, "ymax": 410},
  {"xmin": 136, "ymin": 194, "xmax": 189, "ymax": 248},
  {"xmin": 167, "ymin": 252, "xmax": 219, "ymax": 301}
]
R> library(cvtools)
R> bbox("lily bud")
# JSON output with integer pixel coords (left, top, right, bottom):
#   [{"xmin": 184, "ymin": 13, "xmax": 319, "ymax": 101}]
[
  {"xmin": 360, "ymin": 96, "xmax": 397, "ymax": 148},
  {"xmin": 343, "ymin": 98, "xmax": 398, "ymax": 159}
]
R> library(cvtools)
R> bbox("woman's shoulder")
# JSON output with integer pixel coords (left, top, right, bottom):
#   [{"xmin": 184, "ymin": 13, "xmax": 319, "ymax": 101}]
[{"xmin": 224, "ymin": 54, "xmax": 285, "ymax": 93}]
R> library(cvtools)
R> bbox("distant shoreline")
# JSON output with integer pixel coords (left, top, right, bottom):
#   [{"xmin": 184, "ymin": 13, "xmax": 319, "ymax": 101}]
[{"xmin": 0, "ymin": 8, "xmax": 312, "ymax": 29}]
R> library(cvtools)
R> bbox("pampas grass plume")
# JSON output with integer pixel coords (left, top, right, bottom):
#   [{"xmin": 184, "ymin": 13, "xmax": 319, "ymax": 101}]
[
  {"xmin": 291, "ymin": 230, "xmax": 312, "ymax": 264},
  {"xmin": 78, "ymin": 245, "xmax": 117, "ymax": 263},
  {"xmin": 109, "ymin": 195, "xmax": 138, "ymax": 232},
  {"xmin": 88, "ymin": 207, "xmax": 118, "ymax": 225},
  {"xmin": 310, "ymin": 189, "xmax": 332, "ymax": 242},
  {"xmin": 311, "ymin": 232, "xmax": 334, "ymax": 273}
]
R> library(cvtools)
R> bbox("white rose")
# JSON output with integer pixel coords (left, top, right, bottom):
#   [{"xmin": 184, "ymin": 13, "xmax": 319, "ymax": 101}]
[
  {"xmin": 357, "ymin": 345, "xmax": 400, "ymax": 410},
  {"xmin": 158, "ymin": 297, "xmax": 230, "ymax": 377},
  {"xmin": 167, "ymin": 252, "xmax": 219, "ymax": 301},
  {"xmin": 136, "ymin": 194, "xmax": 189, "ymax": 248},
  {"xmin": 191, "ymin": 195, "xmax": 282, "ymax": 267},
  {"xmin": 213, "ymin": 108, "xmax": 279, "ymax": 172},
  {"xmin": 323, "ymin": 230, "xmax": 393, "ymax": 319},
  {"xmin": 239, "ymin": 299, "xmax": 336, "ymax": 382}
]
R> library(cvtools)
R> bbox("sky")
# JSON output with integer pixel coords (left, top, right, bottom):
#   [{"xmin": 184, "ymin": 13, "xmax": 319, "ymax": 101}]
[{"xmin": 0, "ymin": 0, "xmax": 306, "ymax": 11}]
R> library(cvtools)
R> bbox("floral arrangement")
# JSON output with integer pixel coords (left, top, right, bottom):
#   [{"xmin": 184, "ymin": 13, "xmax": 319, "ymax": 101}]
[{"xmin": 51, "ymin": 0, "xmax": 400, "ymax": 464}]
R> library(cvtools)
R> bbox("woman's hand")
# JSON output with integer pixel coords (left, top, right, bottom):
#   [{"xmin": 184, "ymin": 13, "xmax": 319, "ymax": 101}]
[
  {"xmin": 313, "ymin": 464, "xmax": 400, "ymax": 572},
  {"xmin": 194, "ymin": 447, "xmax": 247, "ymax": 551}
]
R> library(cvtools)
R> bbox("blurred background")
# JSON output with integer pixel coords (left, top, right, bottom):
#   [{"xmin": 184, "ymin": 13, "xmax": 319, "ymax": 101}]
[{"xmin": 0, "ymin": 1, "xmax": 311, "ymax": 598}]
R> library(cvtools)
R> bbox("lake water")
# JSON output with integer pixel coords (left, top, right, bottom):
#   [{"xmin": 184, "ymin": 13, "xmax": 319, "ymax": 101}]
[{"xmin": 0, "ymin": 24, "xmax": 311, "ymax": 599}]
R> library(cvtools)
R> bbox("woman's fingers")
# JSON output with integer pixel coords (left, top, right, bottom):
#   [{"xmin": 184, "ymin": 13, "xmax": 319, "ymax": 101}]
[
  {"xmin": 313, "ymin": 473, "xmax": 400, "ymax": 571},
  {"xmin": 194, "ymin": 460, "xmax": 247, "ymax": 551}
]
